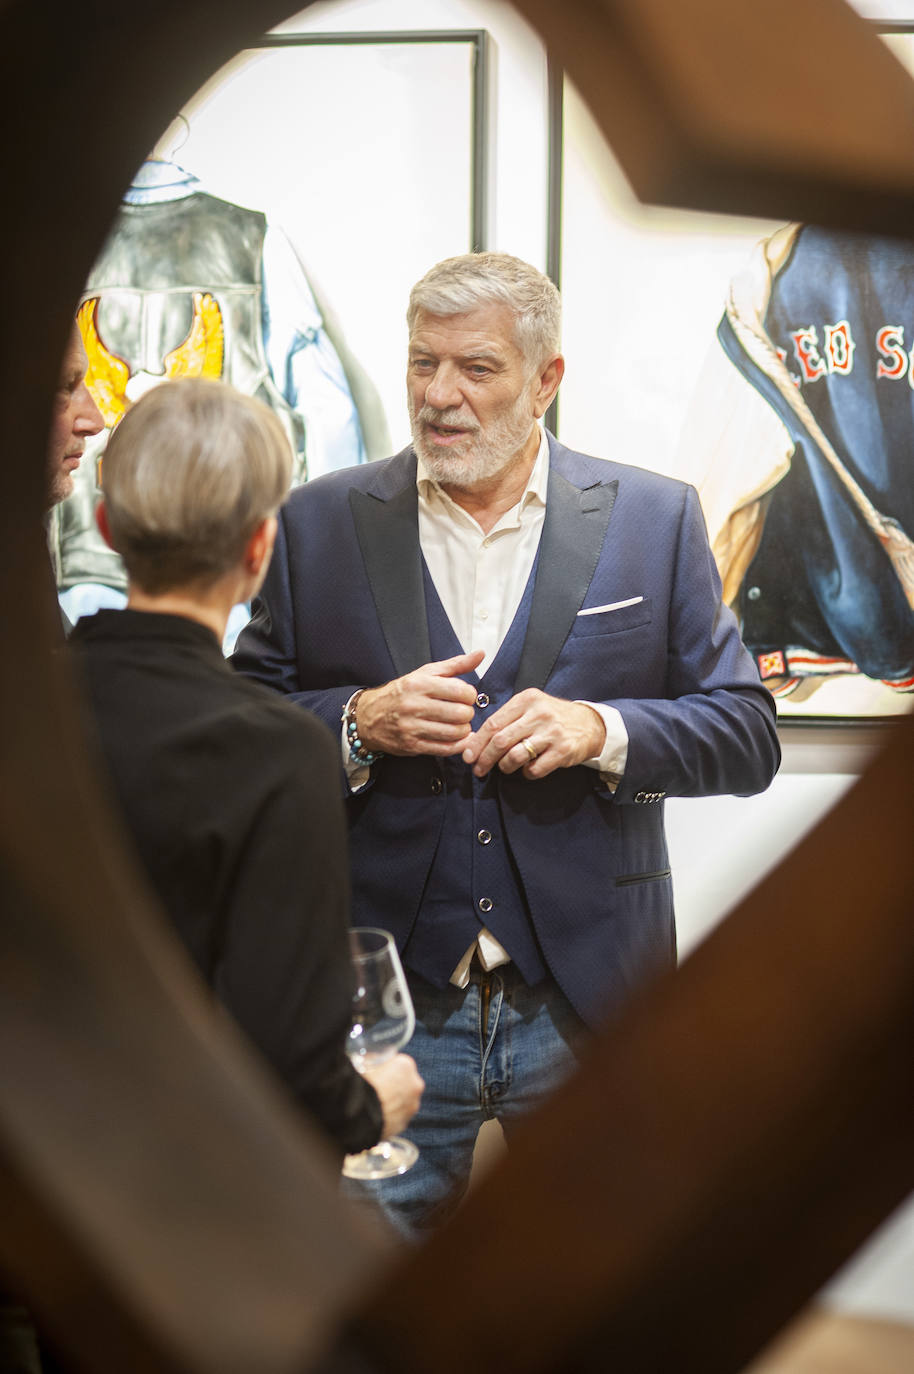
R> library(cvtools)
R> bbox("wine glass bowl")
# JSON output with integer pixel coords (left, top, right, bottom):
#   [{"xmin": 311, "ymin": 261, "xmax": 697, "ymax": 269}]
[{"xmin": 342, "ymin": 927, "xmax": 418, "ymax": 1180}]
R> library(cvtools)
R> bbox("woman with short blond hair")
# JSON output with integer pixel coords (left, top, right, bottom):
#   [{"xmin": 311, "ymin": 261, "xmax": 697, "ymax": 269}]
[{"xmin": 70, "ymin": 378, "xmax": 422, "ymax": 1157}]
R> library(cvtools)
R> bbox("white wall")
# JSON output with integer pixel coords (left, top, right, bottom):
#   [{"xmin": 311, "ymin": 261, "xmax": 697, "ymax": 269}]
[
  {"xmin": 274, "ymin": 0, "xmax": 552, "ymax": 266},
  {"xmin": 668, "ymin": 773, "xmax": 855, "ymax": 958},
  {"xmin": 558, "ymin": 83, "xmax": 778, "ymax": 480}
]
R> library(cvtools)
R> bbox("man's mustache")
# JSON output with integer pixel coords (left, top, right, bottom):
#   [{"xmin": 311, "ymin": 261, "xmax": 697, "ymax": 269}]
[{"xmin": 415, "ymin": 405, "xmax": 480, "ymax": 433}]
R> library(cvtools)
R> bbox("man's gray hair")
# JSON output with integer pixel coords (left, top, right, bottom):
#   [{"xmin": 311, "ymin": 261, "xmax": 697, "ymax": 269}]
[
  {"xmin": 407, "ymin": 252, "xmax": 561, "ymax": 367},
  {"xmin": 102, "ymin": 378, "xmax": 292, "ymax": 594}
]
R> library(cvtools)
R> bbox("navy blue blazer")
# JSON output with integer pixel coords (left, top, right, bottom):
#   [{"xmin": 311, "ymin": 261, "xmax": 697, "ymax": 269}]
[{"xmin": 233, "ymin": 434, "xmax": 780, "ymax": 1026}]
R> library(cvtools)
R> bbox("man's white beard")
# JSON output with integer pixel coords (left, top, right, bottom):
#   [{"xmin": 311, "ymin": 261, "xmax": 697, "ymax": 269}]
[{"xmin": 409, "ymin": 387, "xmax": 537, "ymax": 490}]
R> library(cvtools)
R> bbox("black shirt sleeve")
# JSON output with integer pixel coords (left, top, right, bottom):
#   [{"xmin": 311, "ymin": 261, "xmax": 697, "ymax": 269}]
[{"xmin": 211, "ymin": 709, "xmax": 383, "ymax": 1156}]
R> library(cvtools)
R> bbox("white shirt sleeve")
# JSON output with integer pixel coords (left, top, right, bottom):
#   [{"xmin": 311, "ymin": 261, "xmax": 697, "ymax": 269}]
[{"xmin": 577, "ymin": 701, "xmax": 628, "ymax": 790}]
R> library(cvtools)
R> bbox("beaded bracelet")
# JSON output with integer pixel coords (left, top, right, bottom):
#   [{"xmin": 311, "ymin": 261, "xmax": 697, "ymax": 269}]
[{"xmin": 342, "ymin": 688, "xmax": 384, "ymax": 767}]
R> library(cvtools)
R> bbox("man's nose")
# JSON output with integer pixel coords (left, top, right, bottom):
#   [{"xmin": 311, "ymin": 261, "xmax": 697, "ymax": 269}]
[
  {"xmin": 77, "ymin": 384, "xmax": 105, "ymax": 437},
  {"xmin": 424, "ymin": 365, "xmax": 462, "ymax": 410}
]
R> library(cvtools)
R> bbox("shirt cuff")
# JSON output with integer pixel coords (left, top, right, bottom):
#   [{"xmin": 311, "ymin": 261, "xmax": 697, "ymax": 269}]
[{"xmin": 576, "ymin": 702, "xmax": 628, "ymax": 790}]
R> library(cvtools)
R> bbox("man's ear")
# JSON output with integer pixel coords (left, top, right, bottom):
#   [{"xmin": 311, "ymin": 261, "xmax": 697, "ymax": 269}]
[
  {"xmin": 244, "ymin": 515, "xmax": 278, "ymax": 578},
  {"xmin": 95, "ymin": 500, "xmax": 115, "ymax": 550},
  {"xmin": 532, "ymin": 355, "xmax": 565, "ymax": 419}
]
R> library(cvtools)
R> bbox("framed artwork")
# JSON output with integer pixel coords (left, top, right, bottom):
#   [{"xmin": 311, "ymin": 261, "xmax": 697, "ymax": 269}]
[
  {"xmin": 179, "ymin": 29, "xmax": 490, "ymax": 456},
  {"xmin": 57, "ymin": 29, "xmax": 490, "ymax": 629},
  {"xmin": 553, "ymin": 26, "xmax": 914, "ymax": 722}
]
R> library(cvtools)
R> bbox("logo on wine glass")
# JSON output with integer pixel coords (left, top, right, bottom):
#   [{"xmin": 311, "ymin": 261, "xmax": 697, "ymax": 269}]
[{"xmin": 382, "ymin": 978, "xmax": 406, "ymax": 1020}]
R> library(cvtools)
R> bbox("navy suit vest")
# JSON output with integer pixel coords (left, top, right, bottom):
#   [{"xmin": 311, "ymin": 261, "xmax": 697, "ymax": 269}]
[{"xmin": 402, "ymin": 559, "xmax": 548, "ymax": 989}]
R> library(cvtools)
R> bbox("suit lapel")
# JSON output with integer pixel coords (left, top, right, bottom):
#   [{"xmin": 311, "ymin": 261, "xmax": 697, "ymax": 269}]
[
  {"xmin": 347, "ymin": 442, "xmax": 617, "ymax": 687},
  {"xmin": 349, "ymin": 478, "xmax": 431, "ymax": 675},
  {"xmin": 514, "ymin": 468, "xmax": 618, "ymax": 691}
]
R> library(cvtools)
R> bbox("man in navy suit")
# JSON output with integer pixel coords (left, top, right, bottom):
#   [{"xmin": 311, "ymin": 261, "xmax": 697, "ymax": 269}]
[{"xmin": 233, "ymin": 252, "xmax": 780, "ymax": 1236}]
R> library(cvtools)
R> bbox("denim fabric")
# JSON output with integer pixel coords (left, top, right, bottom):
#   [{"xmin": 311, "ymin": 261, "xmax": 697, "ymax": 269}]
[{"xmin": 342, "ymin": 964, "xmax": 586, "ymax": 1240}]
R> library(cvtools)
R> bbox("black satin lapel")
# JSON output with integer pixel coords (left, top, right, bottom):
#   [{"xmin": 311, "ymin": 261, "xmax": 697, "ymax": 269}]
[
  {"xmin": 514, "ymin": 473, "xmax": 618, "ymax": 691},
  {"xmin": 349, "ymin": 485, "xmax": 431, "ymax": 676}
]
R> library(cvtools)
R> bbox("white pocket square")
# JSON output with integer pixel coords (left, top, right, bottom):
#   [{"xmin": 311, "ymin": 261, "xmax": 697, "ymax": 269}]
[{"xmin": 577, "ymin": 596, "xmax": 644, "ymax": 616}]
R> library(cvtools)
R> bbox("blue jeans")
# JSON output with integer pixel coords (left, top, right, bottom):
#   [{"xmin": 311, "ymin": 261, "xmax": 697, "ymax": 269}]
[{"xmin": 343, "ymin": 962, "xmax": 586, "ymax": 1240}]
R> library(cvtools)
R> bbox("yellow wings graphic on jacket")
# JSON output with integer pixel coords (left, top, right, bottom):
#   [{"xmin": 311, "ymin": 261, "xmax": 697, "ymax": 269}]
[{"xmin": 77, "ymin": 292, "xmax": 225, "ymax": 428}]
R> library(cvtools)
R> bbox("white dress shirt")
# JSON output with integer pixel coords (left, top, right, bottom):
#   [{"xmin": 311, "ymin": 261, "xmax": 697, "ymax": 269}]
[{"xmin": 345, "ymin": 427, "xmax": 629, "ymax": 985}]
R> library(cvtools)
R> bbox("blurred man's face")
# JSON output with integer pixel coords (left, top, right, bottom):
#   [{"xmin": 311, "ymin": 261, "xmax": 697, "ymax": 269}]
[{"xmin": 46, "ymin": 325, "xmax": 104, "ymax": 507}]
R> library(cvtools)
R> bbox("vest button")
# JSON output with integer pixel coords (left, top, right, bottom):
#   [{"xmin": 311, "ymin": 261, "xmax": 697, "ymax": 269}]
[
  {"xmin": 430, "ymin": 776, "xmax": 443, "ymax": 795},
  {"xmin": 478, "ymin": 896, "xmax": 494, "ymax": 914},
  {"xmin": 475, "ymin": 692, "xmax": 490, "ymax": 708},
  {"xmin": 477, "ymin": 829, "xmax": 492, "ymax": 845}
]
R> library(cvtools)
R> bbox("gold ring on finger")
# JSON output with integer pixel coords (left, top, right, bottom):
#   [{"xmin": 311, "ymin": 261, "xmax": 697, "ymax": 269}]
[{"xmin": 522, "ymin": 737, "xmax": 538, "ymax": 762}]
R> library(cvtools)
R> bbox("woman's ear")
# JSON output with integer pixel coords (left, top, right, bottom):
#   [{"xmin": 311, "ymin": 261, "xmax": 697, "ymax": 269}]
[{"xmin": 244, "ymin": 516, "xmax": 278, "ymax": 578}]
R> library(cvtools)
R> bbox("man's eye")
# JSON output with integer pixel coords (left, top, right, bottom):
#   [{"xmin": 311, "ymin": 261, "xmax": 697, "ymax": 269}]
[
  {"xmin": 468, "ymin": 366, "xmax": 491, "ymax": 378},
  {"xmin": 410, "ymin": 358, "xmax": 434, "ymax": 372}
]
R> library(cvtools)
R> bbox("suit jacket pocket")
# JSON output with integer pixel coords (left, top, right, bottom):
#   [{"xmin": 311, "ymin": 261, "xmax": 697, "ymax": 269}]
[
  {"xmin": 615, "ymin": 867, "xmax": 671, "ymax": 887},
  {"xmin": 571, "ymin": 596, "xmax": 653, "ymax": 638}
]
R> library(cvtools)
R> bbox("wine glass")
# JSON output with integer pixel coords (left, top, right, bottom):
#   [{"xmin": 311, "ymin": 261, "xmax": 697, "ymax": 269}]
[{"xmin": 342, "ymin": 926, "xmax": 419, "ymax": 1180}]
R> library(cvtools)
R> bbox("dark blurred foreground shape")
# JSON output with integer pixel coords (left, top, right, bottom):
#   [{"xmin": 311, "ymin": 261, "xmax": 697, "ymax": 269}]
[{"xmin": 2, "ymin": 1, "xmax": 914, "ymax": 1371}]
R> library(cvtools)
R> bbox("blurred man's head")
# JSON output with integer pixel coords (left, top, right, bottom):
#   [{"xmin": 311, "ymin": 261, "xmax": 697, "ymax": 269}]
[
  {"xmin": 99, "ymin": 378, "xmax": 292, "ymax": 597},
  {"xmin": 47, "ymin": 323, "xmax": 104, "ymax": 507}
]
